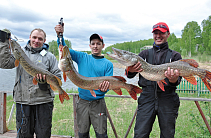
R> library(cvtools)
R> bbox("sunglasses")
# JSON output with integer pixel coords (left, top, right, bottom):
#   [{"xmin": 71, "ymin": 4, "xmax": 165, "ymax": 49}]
[{"xmin": 153, "ymin": 24, "xmax": 168, "ymax": 30}]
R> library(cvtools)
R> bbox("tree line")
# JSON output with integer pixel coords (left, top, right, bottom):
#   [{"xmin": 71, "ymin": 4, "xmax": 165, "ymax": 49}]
[{"xmin": 48, "ymin": 15, "xmax": 211, "ymax": 58}]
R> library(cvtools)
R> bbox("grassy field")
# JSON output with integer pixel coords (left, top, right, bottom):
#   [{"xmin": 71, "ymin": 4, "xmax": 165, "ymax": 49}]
[{"xmin": 5, "ymin": 89, "xmax": 211, "ymax": 138}]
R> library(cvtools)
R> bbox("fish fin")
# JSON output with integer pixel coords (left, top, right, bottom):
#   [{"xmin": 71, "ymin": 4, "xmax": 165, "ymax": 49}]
[
  {"xmin": 63, "ymin": 72, "xmax": 67, "ymax": 82},
  {"xmin": 183, "ymin": 75, "xmax": 197, "ymax": 85},
  {"xmin": 112, "ymin": 89, "xmax": 122, "ymax": 95},
  {"xmin": 15, "ymin": 59, "xmax": 19, "ymax": 67},
  {"xmin": 180, "ymin": 59, "xmax": 199, "ymax": 68},
  {"xmin": 205, "ymin": 70, "xmax": 211, "ymax": 80},
  {"xmin": 127, "ymin": 85, "xmax": 142, "ymax": 100},
  {"xmin": 112, "ymin": 76, "xmax": 126, "ymax": 83},
  {"xmin": 54, "ymin": 76, "xmax": 62, "ymax": 86},
  {"xmin": 160, "ymin": 79, "xmax": 167, "ymax": 84},
  {"xmin": 125, "ymin": 66, "xmax": 130, "ymax": 75},
  {"xmin": 199, "ymin": 70, "xmax": 211, "ymax": 92},
  {"xmin": 32, "ymin": 77, "xmax": 38, "ymax": 85},
  {"xmin": 59, "ymin": 90, "xmax": 70, "ymax": 104},
  {"xmin": 90, "ymin": 90, "xmax": 96, "ymax": 97},
  {"xmin": 157, "ymin": 81, "xmax": 165, "ymax": 91},
  {"xmin": 50, "ymin": 85, "xmax": 57, "ymax": 91},
  {"xmin": 201, "ymin": 78, "xmax": 211, "ymax": 92}
]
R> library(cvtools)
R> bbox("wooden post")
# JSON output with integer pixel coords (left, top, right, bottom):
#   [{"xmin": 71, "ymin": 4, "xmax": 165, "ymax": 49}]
[
  {"xmin": 106, "ymin": 107, "xmax": 118, "ymax": 138},
  {"xmin": 73, "ymin": 94, "xmax": 79, "ymax": 138},
  {"xmin": 0, "ymin": 92, "xmax": 7, "ymax": 134},
  {"xmin": 195, "ymin": 101, "xmax": 211, "ymax": 135}
]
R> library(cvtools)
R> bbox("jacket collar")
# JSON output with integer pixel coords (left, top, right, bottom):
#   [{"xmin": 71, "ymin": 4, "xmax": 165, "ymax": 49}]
[
  {"xmin": 153, "ymin": 42, "xmax": 169, "ymax": 51},
  {"xmin": 25, "ymin": 40, "xmax": 49, "ymax": 54}
]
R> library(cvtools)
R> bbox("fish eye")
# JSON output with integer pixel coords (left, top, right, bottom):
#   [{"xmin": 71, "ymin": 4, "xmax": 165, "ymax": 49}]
[
  {"xmin": 131, "ymin": 58, "xmax": 138, "ymax": 63},
  {"xmin": 123, "ymin": 54, "xmax": 130, "ymax": 60}
]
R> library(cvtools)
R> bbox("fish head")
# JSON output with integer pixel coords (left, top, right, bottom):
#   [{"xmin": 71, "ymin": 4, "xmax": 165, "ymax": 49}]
[
  {"xmin": 106, "ymin": 47, "xmax": 138, "ymax": 66},
  {"xmin": 58, "ymin": 46, "xmax": 72, "ymax": 72},
  {"xmin": 10, "ymin": 40, "xmax": 23, "ymax": 60}
]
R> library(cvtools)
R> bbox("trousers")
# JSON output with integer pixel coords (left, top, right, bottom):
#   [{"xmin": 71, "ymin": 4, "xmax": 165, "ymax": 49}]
[
  {"xmin": 134, "ymin": 87, "xmax": 180, "ymax": 138},
  {"xmin": 16, "ymin": 102, "xmax": 53, "ymax": 138},
  {"xmin": 76, "ymin": 98, "xmax": 108, "ymax": 138}
]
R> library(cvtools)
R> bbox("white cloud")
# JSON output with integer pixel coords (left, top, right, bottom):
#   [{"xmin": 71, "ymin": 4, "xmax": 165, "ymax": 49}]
[{"xmin": 0, "ymin": 0, "xmax": 210, "ymax": 50}]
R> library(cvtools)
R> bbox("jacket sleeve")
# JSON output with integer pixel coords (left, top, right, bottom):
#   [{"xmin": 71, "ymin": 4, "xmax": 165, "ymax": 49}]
[
  {"xmin": 0, "ymin": 40, "xmax": 16, "ymax": 69},
  {"xmin": 49, "ymin": 53, "xmax": 62, "ymax": 80}
]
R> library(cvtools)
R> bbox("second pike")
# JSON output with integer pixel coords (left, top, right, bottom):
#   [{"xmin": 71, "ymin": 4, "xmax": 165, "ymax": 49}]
[
  {"xmin": 107, "ymin": 47, "xmax": 211, "ymax": 92},
  {"xmin": 58, "ymin": 46, "xmax": 143, "ymax": 100}
]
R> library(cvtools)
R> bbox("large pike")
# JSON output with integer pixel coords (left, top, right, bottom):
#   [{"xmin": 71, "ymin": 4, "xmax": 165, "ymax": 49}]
[
  {"xmin": 10, "ymin": 40, "xmax": 70, "ymax": 104},
  {"xmin": 58, "ymin": 46, "xmax": 143, "ymax": 100},
  {"xmin": 107, "ymin": 47, "xmax": 211, "ymax": 92}
]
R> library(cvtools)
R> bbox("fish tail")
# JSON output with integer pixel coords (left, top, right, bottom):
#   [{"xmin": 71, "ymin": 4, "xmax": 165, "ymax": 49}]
[
  {"xmin": 128, "ymin": 85, "xmax": 142, "ymax": 100},
  {"xmin": 200, "ymin": 70, "xmax": 211, "ymax": 92},
  {"xmin": 205, "ymin": 70, "xmax": 211, "ymax": 80},
  {"xmin": 59, "ymin": 90, "xmax": 70, "ymax": 104}
]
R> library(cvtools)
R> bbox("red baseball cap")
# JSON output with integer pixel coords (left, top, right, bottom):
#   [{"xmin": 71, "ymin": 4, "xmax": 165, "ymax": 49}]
[{"xmin": 152, "ymin": 22, "xmax": 170, "ymax": 33}]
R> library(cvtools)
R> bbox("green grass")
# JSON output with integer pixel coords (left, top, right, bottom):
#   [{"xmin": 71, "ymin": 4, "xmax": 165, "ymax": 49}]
[{"xmin": 5, "ymin": 90, "xmax": 211, "ymax": 138}]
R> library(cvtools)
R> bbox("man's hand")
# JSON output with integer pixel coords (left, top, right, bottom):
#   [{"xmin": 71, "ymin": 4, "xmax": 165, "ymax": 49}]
[
  {"xmin": 99, "ymin": 81, "xmax": 110, "ymax": 92},
  {"xmin": 165, "ymin": 67, "xmax": 180, "ymax": 83},
  {"xmin": 54, "ymin": 24, "xmax": 64, "ymax": 36},
  {"xmin": 126, "ymin": 62, "xmax": 143, "ymax": 73},
  {"xmin": 34, "ymin": 74, "xmax": 46, "ymax": 84}
]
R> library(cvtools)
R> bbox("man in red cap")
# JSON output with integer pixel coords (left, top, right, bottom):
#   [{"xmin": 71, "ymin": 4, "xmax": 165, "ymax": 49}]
[{"xmin": 125, "ymin": 22, "xmax": 182, "ymax": 137}]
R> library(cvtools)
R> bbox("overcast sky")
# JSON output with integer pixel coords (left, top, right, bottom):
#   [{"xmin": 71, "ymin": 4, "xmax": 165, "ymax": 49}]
[{"xmin": 0, "ymin": 0, "xmax": 211, "ymax": 51}]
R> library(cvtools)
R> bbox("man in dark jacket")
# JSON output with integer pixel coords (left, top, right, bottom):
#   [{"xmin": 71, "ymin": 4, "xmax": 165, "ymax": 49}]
[
  {"xmin": 126, "ymin": 22, "xmax": 182, "ymax": 138},
  {"xmin": 0, "ymin": 28, "xmax": 61, "ymax": 138}
]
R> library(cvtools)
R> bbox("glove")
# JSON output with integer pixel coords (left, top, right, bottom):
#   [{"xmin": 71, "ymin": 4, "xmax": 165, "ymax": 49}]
[
  {"xmin": 36, "ymin": 77, "xmax": 48, "ymax": 91},
  {"xmin": 0, "ymin": 29, "xmax": 11, "ymax": 42},
  {"xmin": 36, "ymin": 78, "xmax": 47, "ymax": 84}
]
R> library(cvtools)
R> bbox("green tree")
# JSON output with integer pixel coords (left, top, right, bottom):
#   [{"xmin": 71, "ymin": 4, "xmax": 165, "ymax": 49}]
[
  {"xmin": 181, "ymin": 21, "xmax": 201, "ymax": 57},
  {"xmin": 202, "ymin": 15, "xmax": 211, "ymax": 53},
  {"xmin": 48, "ymin": 40, "xmax": 58, "ymax": 56},
  {"xmin": 48, "ymin": 39, "xmax": 72, "ymax": 57}
]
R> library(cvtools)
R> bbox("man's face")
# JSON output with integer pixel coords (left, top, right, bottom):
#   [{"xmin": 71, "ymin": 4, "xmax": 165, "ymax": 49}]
[
  {"xmin": 29, "ymin": 30, "xmax": 46, "ymax": 48},
  {"xmin": 153, "ymin": 30, "xmax": 170, "ymax": 46},
  {"xmin": 89, "ymin": 39, "xmax": 104, "ymax": 56}
]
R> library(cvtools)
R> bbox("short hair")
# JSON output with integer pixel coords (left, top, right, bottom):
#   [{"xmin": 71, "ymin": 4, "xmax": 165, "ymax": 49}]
[{"xmin": 30, "ymin": 28, "xmax": 46, "ymax": 39}]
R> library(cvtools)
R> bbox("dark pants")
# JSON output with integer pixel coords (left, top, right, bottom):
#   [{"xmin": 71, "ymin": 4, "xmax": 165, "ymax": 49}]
[
  {"xmin": 16, "ymin": 102, "xmax": 54, "ymax": 138},
  {"xmin": 134, "ymin": 87, "xmax": 180, "ymax": 138},
  {"xmin": 76, "ymin": 98, "xmax": 108, "ymax": 138}
]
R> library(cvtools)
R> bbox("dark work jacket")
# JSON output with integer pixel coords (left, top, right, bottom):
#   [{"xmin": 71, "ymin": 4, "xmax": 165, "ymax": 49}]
[{"xmin": 126, "ymin": 42, "xmax": 182, "ymax": 93}]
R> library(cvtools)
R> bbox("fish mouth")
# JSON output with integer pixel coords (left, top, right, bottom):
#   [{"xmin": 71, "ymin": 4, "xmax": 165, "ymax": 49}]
[
  {"xmin": 61, "ymin": 46, "xmax": 70, "ymax": 59},
  {"xmin": 106, "ymin": 47, "xmax": 122, "ymax": 60},
  {"xmin": 106, "ymin": 47, "xmax": 134, "ymax": 66}
]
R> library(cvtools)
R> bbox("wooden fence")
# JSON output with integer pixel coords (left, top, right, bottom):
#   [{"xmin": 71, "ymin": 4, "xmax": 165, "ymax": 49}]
[
  {"xmin": 1, "ymin": 92, "xmax": 211, "ymax": 137},
  {"xmin": 1, "ymin": 76, "xmax": 211, "ymax": 137},
  {"xmin": 177, "ymin": 77, "xmax": 210, "ymax": 95}
]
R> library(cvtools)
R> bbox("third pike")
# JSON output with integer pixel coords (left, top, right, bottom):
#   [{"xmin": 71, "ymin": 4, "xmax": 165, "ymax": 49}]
[{"xmin": 107, "ymin": 47, "xmax": 211, "ymax": 92}]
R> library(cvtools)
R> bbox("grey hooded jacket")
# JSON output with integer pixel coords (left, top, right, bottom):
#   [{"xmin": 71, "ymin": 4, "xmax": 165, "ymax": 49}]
[{"xmin": 0, "ymin": 40, "xmax": 62, "ymax": 105}]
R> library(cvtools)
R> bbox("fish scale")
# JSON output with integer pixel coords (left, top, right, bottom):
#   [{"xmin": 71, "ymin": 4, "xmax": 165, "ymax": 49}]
[
  {"xmin": 107, "ymin": 47, "xmax": 211, "ymax": 92},
  {"xmin": 58, "ymin": 46, "xmax": 143, "ymax": 100},
  {"xmin": 10, "ymin": 40, "xmax": 69, "ymax": 104}
]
